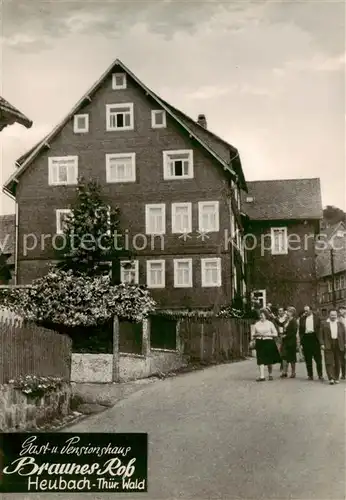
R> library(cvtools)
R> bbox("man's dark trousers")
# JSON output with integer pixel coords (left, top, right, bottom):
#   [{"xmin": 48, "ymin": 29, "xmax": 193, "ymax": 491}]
[
  {"xmin": 324, "ymin": 339, "xmax": 342, "ymax": 381},
  {"xmin": 301, "ymin": 332, "xmax": 323, "ymax": 378}
]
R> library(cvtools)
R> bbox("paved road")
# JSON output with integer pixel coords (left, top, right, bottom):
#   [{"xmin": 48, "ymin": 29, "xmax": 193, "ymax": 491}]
[{"xmin": 6, "ymin": 359, "xmax": 346, "ymax": 500}]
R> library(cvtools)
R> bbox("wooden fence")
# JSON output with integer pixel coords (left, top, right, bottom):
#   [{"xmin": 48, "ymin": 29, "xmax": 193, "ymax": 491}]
[
  {"xmin": 180, "ymin": 317, "xmax": 252, "ymax": 362},
  {"xmin": 0, "ymin": 319, "xmax": 72, "ymax": 384}
]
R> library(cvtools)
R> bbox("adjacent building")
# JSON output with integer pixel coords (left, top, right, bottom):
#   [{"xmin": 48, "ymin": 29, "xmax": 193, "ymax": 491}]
[
  {"xmin": 0, "ymin": 97, "xmax": 31, "ymax": 283},
  {"xmin": 0, "ymin": 96, "xmax": 32, "ymax": 132},
  {"xmin": 241, "ymin": 178, "xmax": 323, "ymax": 313},
  {"xmin": 0, "ymin": 215, "xmax": 15, "ymax": 285},
  {"xmin": 3, "ymin": 59, "xmax": 247, "ymax": 311},
  {"xmin": 316, "ymin": 221, "xmax": 346, "ymax": 316}
]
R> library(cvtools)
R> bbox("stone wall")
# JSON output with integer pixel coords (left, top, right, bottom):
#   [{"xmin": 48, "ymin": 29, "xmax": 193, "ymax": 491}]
[
  {"xmin": 71, "ymin": 354, "xmax": 113, "ymax": 383},
  {"xmin": 0, "ymin": 382, "xmax": 71, "ymax": 431},
  {"xmin": 71, "ymin": 351, "xmax": 187, "ymax": 383}
]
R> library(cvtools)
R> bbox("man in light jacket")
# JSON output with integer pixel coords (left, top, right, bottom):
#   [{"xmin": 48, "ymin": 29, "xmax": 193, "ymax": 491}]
[{"xmin": 321, "ymin": 308, "xmax": 346, "ymax": 385}]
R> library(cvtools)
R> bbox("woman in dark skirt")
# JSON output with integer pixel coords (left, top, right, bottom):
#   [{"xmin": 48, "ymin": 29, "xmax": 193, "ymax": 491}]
[
  {"xmin": 280, "ymin": 306, "xmax": 298, "ymax": 378},
  {"xmin": 252, "ymin": 308, "xmax": 281, "ymax": 381}
]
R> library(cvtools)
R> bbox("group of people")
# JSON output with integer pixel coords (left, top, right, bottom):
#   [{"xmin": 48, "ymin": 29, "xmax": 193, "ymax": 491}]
[{"xmin": 250, "ymin": 303, "xmax": 346, "ymax": 385}]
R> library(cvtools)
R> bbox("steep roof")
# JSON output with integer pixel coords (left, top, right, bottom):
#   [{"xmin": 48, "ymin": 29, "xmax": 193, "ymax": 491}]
[
  {"xmin": 241, "ymin": 178, "xmax": 323, "ymax": 220},
  {"xmin": 0, "ymin": 214, "xmax": 15, "ymax": 264},
  {"xmin": 0, "ymin": 96, "xmax": 32, "ymax": 131},
  {"xmin": 4, "ymin": 59, "xmax": 245, "ymax": 195},
  {"xmin": 321, "ymin": 221, "xmax": 346, "ymax": 241},
  {"xmin": 316, "ymin": 222, "xmax": 346, "ymax": 278},
  {"xmin": 158, "ymin": 97, "xmax": 246, "ymax": 190}
]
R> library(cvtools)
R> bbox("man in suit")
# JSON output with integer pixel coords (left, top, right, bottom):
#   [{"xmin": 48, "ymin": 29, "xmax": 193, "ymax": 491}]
[
  {"xmin": 321, "ymin": 308, "xmax": 346, "ymax": 385},
  {"xmin": 338, "ymin": 305, "xmax": 346, "ymax": 379},
  {"xmin": 299, "ymin": 305, "xmax": 323, "ymax": 380},
  {"xmin": 265, "ymin": 303, "xmax": 276, "ymax": 322}
]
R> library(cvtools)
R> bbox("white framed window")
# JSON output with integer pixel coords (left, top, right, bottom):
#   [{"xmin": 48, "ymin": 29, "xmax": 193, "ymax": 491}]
[
  {"xmin": 201, "ymin": 258, "xmax": 222, "ymax": 287},
  {"xmin": 340, "ymin": 274, "xmax": 345, "ymax": 289},
  {"xmin": 163, "ymin": 150, "xmax": 193, "ymax": 179},
  {"xmin": 105, "ymin": 153, "xmax": 136, "ymax": 183},
  {"xmin": 198, "ymin": 201, "xmax": 219, "ymax": 233},
  {"xmin": 171, "ymin": 203, "xmax": 192, "ymax": 233},
  {"xmin": 251, "ymin": 289, "xmax": 267, "ymax": 308},
  {"xmin": 145, "ymin": 204, "xmax": 166, "ymax": 235},
  {"xmin": 112, "ymin": 73, "xmax": 127, "ymax": 89},
  {"xmin": 120, "ymin": 260, "xmax": 139, "ymax": 284},
  {"xmin": 174, "ymin": 259, "xmax": 192, "ymax": 288},
  {"xmin": 327, "ymin": 280, "xmax": 332, "ymax": 292},
  {"xmin": 230, "ymin": 212, "xmax": 235, "ymax": 238},
  {"xmin": 106, "ymin": 103, "xmax": 134, "ymax": 131},
  {"xmin": 56, "ymin": 209, "xmax": 72, "ymax": 234},
  {"xmin": 233, "ymin": 265, "xmax": 237, "ymax": 292},
  {"xmin": 151, "ymin": 110, "xmax": 166, "ymax": 128},
  {"xmin": 271, "ymin": 227, "xmax": 288, "ymax": 255},
  {"xmin": 335, "ymin": 276, "xmax": 340, "ymax": 290},
  {"xmin": 147, "ymin": 260, "xmax": 165, "ymax": 288},
  {"xmin": 73, "ymin": 114, "xmax": 89, "ymax": 133},
  {"xmin": 48, "ymin": 156, "xmax": 78, "ymax": 186}
]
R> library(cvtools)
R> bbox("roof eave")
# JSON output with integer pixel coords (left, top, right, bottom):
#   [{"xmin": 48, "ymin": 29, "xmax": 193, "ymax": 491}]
[
  {"xmin": 0, "ymin": 110, "xmax": 32, "ymax": 129},
  {"xmin": 244, "ymin": 215, "xmax": 323, "ymax": 222},
  {"xmin": 2, "ymin": 180, "xmax": 17, "ymax": 198}
]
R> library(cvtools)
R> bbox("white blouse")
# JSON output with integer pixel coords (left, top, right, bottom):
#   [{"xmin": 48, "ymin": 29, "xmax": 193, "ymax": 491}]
[{"xmin": 253, "ymin": 320, "xmax": 278, "ymax": 339}]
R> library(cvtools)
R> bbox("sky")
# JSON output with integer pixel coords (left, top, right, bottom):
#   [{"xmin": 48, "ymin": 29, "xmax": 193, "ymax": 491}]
[{"xmin": 0, "ymin": 0, "xmax": 345, "ymax": 214}]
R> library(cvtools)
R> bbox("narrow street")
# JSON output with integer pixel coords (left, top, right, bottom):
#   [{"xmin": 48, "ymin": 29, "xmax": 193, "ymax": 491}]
[{"xmin": 8, "ymin": 359, "xmax": 345, "ymax": 500}]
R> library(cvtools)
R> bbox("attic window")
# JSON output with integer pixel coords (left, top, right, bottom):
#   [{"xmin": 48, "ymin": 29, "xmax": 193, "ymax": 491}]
[
  {"xmin": 246, "ymin": 196, "xmax": 254, "ymax": 203},
  {"xmin": 106, "ymin": 103, "xmax": 134, "ymax": 131},
  {"xmin": 151, "ymin": 110, "xmax": 166, "ymax": 128},
  {"xmin": 112, "ymin": 73, "xmax": 127, "ymax": 90},
  {"xmin": 163, "ymin": 150, "xmax": 193, "ymax": 179},
  {"xmin": 73, "ymin": 114, "xmax": 89, "ymax": 133}
]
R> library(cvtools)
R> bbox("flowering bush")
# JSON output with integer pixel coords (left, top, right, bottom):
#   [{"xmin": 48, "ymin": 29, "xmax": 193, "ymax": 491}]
[
  {"xmin": 217, "ymin": 306, "xmax": 244, "ymax": 318},
  {"xmin": 8, "ymin": 375, "xmax": 63, "ymax": 399},
  {"xmin": 1, "ymin": 268, "xmax": 156, "ymax": 326}
]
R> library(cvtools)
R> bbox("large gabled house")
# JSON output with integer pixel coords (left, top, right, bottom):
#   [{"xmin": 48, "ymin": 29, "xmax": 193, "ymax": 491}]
[
  {"xmin": 241, "ymin": 178, "xmax": 323, "ymax": 313},
  {"xmin": 0, "ymin": 96, "xmax": 32, "ymax": 132},
  {"xmin": 0, "ymin": 215, "xmax": 15, "ymax": 285},
  {"xmin": 3, "ymin": 58, "xmax": 247, "ymax": 312},
  {"xmin": 316, "ymin": 221, "xmax": 346, "ymax": 316}
]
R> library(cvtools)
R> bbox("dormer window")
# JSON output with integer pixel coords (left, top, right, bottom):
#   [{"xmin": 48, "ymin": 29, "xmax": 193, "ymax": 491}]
[
  {"xmin": 112, "ymin": 73, "xmax": 127, "ymax": 89},
  {"xmin": 151, "ymin": 110, "xmax": 166, "ymax": 128},
  {"xmin": 73, "ymin": 114, "xmax": 89, "ymax": 133}
]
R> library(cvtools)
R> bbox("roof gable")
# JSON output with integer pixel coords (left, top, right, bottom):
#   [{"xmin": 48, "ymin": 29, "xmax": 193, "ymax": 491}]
[
  {"xmin": 321, "ymin": 221, "xmax": 346, "ymax": 241},
  {"xmin": 157, "ymin": 97, "xmax": 246, "ymax": 190},
  {"xmin": 241, "ymin": 178, "xmax": 323, "ymax": 220},
  {"xmin": 4, "ymin": 59, "xmax": 241, "ymax": 195}
]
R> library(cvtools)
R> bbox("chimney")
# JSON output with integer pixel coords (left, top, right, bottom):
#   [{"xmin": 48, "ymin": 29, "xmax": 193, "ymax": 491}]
[{"xmin": 197, "ymin": 114, "xmax": 207, "ymax": 129}]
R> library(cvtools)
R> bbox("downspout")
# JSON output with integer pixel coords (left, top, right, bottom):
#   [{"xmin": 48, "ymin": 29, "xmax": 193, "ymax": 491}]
[
  {"xmin": 14, "ymin": 198, "xmax": 18, "ymax": 285},
  {"xmin": 2, "ymin": 184, "xmax": 18, "ymax": 285}
]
